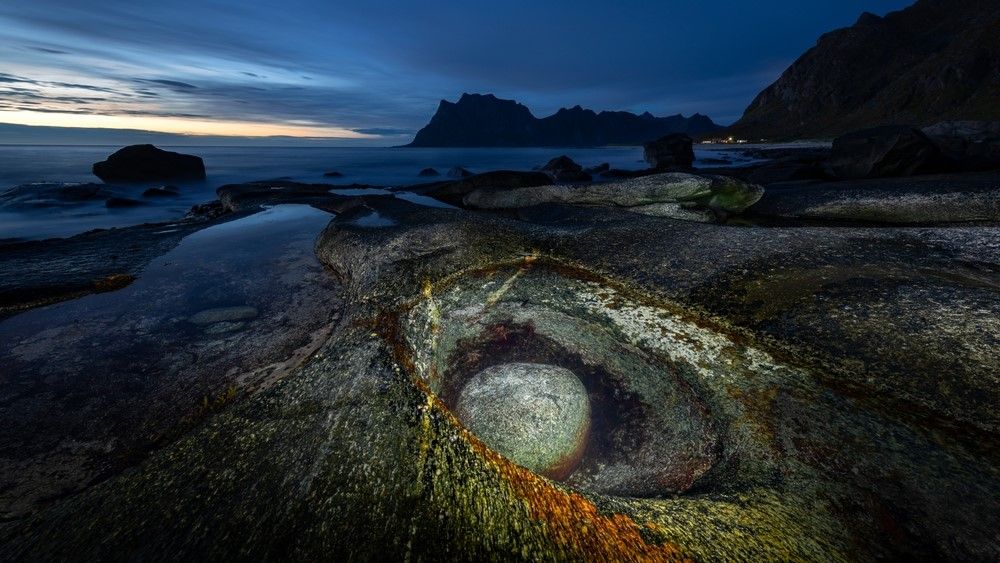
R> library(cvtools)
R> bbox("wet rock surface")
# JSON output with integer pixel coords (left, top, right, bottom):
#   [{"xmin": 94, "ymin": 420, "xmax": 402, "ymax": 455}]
[
  {"xmin": 0, "ymin": 182, "xmax": 114, "ymax": 209},
  {"xmin": 0, "ymin": 208, "xmax": 238, "ymax": 317},
  {"xmin": 0, "ymin": 177, "xmax": 998, "ymax": 560},
  {"xmin": 0, "ymin": 205, "xmax": 342, "ymax": 519}
]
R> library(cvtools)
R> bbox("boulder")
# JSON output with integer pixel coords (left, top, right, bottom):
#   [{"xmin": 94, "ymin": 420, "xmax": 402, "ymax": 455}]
[
  {"xmin": 584, "ymin": 162, "xmax": 610, "ymax": 174},
  {"xmin": 424, "ymin": 170, "xmax": 553, "ymax": 206},
  {"xmin": 826, "ymin": 126, "xmax": 947, "ymax": 179},
  {"xmin": 323, "ymin": 171, "xmax": 344, "ymax": 178},
  {"xmin": 455, "ymin": 363, "xmax": 589, "ymax": 480},
  {"xmin": 418, "ymin": 168, "xmax": 440, "ymax": 177},
  {"xmin": 92, "ymin": 145, "xmax": 206, "ymax": 182},
  {"xmin": 540, "ymin": 155, "xmax": 592, "ymax": 182},
  {"xmin": 463, "ymin": 172, "xmax": 763, "ymax": 220},
  {"xmin": 447, "ymin": 166, "xmax": 473, "ymax": 178},
  {"xmin": 142, "ymin": 186, "xmax": 180, "ymax": 198},
  {"xmin": 0, "ymin": 183, "xmax": 112, "ymax": 209},
  {"xmin": 922, "ymin": 121, "xmax": 1000, "ymax": 172},
  {"xmin": 643, "ymin": 133, "xmax": 695, "ymax": 169},
  {"xmin": 104, "ymin": 197, "xmax": 145, "ymax": 208}
]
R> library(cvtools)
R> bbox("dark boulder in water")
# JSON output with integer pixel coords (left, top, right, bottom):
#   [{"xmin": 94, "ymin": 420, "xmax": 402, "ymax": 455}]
[
  {"xmin": 447, "ymin": 166, "xmax": 473, "ymax": 178},
  {"xmin": 540, "ymin": 155, "xmax": 591, "ymax": 183},
  {"xmin": 644, "ymin": 133, "xmax": 695, "ymax": 170},
  {"xmin": 418, "ymin": 168, "xmax": 440, "ymax": 177},
  {"xmin": 105, "ymin": 197, "xmax": 145, "ymax": 208},
  {"xmin": 92, "ymin": 144, "xmax": 206, "ymax": 182},
  {"xmin": 0, "ymin": 183, "xmax": 112, "ymax": 209},
  {"xmin": 827, "ymin": 126, "xmax": 947, "ymax": 179},
  {"xmin": 585, "ymin": 162, "xmax": 610, "ymax": 175},
  {"xmin": 323, "ymin": 171, "xmax": 344, "ymax": 178},
  {"xmin": 142, "ymin": 186, "xmax": 180, "ymax": 198}
]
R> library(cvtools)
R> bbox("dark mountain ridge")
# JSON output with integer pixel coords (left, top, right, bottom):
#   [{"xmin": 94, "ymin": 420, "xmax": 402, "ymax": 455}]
[
  {"xmin": 726, "ymin": 0, "xmax": 1000, "ymax": 140},
  {"xmin": 407, "ymin": 93, "xmax": 721, "ymax": 147}
]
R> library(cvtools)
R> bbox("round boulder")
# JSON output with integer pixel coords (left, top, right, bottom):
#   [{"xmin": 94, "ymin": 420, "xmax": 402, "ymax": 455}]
[
  {"xmin": 643, "ymin": 133, "xmax": 695, "ymax": 170},
  {"xmin": 826, "ymin": 126, "xmax": 947, "ymax": 179},
  {"xmin": 541, "ymin": 155, "xmax": 592, "ymax": 182},
  {"xmin": 455, "ymin": 363, "xmax": 590, "ymax": 479},
  {"xmin": 93, "ymin": 144, "xmax": 206, "ymax": 182}
]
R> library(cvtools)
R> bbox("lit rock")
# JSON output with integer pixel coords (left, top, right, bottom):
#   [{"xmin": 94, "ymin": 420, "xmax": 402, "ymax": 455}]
[{"xmin": 455, "ymin": 363, "xmax": 590, "ymax": 479}]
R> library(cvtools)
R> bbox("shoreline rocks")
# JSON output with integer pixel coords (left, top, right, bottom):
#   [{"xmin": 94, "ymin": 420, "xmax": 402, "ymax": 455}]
[
  {"xmin": 644, "ymin": 133, "xmax": 695, "ymax": 170},
  {"xmin": 463, "ymin": 172, "xmax": 764, "ymax": 220},
  {"xmin": 540, "ymin": 155, "xmax": 591, "ymax": 183},
  {"xmin": 826, "ymin": 126, "xmax": 947, "ymax": 179}
]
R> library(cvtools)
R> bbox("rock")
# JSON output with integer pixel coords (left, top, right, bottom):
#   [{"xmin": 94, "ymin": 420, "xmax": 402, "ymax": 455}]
[
  {"xmin": 455, "ymin": 363, "xmax": 589, "ymax": 479},
  {"xmin": 827, "ymin": 126, "xmax": 948, "ymax": 179},
  {"xmin": 584, "ymin": 163, "xmax": 610, "ymax": 174},
  {"xmin": 540, "ymin": 155, "xmax": 592, "ymax": 183},
  {"xmin": 923, "ymin": 121, "xmax": 1000, "ymax": 172},
  {"xmin": 323, "ymin": 171, "xmax": 344, "ymax": 178},
  {"xmin": 700, "ymin": 157, "xmax": 732, "ymax": 165},
  {"xmin": 0, "ymin": 183, "xmax": 112, "ymax": 209},
  {"xmin": 600, "ymin": 168, "xmax": 650, "ymax": 179},
  {"xmin": 92, "ymin": 145, "xmax": 206, "ymax": 182},
  {"xmin": 5, "ymin": 189, "xmax": 1000, "ymax": 560},
  {"xmin": 748, "ymin": 171, "xmax": 1000, "ymax": 223},
  {"xmin": 418, "ymin": 168, "xmax": 440, "ymax": 177},
  {"xmin": 643, "ymin": 133, "xmax": 695, "ymax": 169},
  {"xmin": 188, "ymin": 306, "xmax": 258, "ymax": 325},
  {"xmin": 203, "ymin": 321, "xmax": 246, "ymax": 334},
  {"xmin": 215, "ymin": 180, "xmax": 365, "ymax": 212},
  {"xmin": 104, "ymin": 197, "xmax": 145, "ymax": 208},
  {"xmin": 463, "ymin": 172, "xmax": 763, "ymax": 219},
  {"xmin": 447, "ymin": 166, "xmax": 473, "ymax": 179},
  {"xmin": 423, "ymin": 170, "xmax": 553, "ymax": 206},
  {"xmin": 142, "ymin": 186, "xmax": 180, "ymax": 198}
]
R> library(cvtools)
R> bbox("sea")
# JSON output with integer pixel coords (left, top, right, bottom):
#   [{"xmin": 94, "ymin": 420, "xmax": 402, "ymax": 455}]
[{"xmin": 0, "ymin": 144, "xmax": 765, "ymax": 240}]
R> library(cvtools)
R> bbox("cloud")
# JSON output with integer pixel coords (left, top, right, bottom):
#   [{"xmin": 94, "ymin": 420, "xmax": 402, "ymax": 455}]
[
  {"xmin": 136, "ymin": 78, "xmax": 198, "ymax": 90},
  {"xmin": 27, "ymin": 46, "xmax": 69, "ymax": 54},
  {"xmin": 351, "ymin": 127, "xmax": 413, "ymax": 136}
]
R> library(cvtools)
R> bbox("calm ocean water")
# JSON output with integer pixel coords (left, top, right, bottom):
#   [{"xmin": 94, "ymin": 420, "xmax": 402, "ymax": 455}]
[{"xmin": 0, "ymin": 144, "xmax": 758, "ymax": 240}]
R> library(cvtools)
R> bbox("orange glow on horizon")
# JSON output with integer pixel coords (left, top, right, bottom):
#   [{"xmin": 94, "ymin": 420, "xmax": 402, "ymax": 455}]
[{"xmin": 0, "ymin": 110, "xmax": 373, "ymax": 139}]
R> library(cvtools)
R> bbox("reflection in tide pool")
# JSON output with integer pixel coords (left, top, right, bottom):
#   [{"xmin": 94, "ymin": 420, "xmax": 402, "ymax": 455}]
[{"xmin": 0, "ymin": 204, "xmax": 342, "ymax": 519}]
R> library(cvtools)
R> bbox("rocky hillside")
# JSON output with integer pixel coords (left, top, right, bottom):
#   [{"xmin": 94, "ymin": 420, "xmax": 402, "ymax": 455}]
[
  {"xmin": 407, "ymin": 93, "xmax": 721, "ymax": 147},
  {"xmin": 727, "ymin": 0, "xmax": 1000, "ymax": 140}
]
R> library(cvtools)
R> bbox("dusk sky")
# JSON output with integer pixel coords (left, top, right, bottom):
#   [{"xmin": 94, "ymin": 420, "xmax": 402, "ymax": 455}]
[{"xmin": 0, "ymin": 0, "xmax": 913, "ymax": 143}]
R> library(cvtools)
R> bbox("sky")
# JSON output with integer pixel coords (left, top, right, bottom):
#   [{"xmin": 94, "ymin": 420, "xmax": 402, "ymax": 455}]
[{"xmin": 0, "ymin": 0, "xmax": 914, "ymax": 145}]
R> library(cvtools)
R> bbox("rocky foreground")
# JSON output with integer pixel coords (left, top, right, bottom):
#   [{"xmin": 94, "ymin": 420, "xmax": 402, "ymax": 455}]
[{"xmin": 1, "ymin": 148, "xmax": 999, "ymax": 560}]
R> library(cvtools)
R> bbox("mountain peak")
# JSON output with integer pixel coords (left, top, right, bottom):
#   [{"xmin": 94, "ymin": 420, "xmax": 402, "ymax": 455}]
[
  {"xmin": 407, "ymin": 93, "xmax": 720, "ymax": 147},
  {"xmin": 727, "ymin": 0, "xmax": 1000, "ymax": 140}
]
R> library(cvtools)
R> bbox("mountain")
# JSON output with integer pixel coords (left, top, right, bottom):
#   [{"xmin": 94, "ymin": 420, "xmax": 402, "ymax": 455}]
[
  {"xmin": 406, "ymin": 93, "xmax": 722, "ymax": 147},
  {"xmin": 727, "ymin": 0, "xmax": 1000, "ymax": 140}
]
